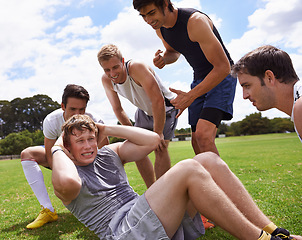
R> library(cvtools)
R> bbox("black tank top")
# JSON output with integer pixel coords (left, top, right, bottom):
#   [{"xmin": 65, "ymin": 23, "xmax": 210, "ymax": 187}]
[{"xmin": 160, "ymin": 8, "xmax": 233, "ymax": 80}]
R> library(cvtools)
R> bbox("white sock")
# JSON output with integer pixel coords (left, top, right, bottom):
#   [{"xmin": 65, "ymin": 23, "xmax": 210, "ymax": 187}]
[{"xmin": 21, "ymin": 160, "xmax": 54, "ymax": 212}]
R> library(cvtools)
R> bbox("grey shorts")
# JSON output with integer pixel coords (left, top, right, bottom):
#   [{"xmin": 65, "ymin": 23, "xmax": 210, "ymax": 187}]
[
  {"xmin": 134, "ymin": 108, "xmax": 178, "ymax": 140},
  {"xmin": 106, "ymin": 194, "xmax": 204, "ymax": 240}
]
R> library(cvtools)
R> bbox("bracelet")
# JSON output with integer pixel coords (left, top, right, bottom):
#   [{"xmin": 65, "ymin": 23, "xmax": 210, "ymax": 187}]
[{"xmin": 52, "ymin": 148, "xmax": 64, "ymax": 155}]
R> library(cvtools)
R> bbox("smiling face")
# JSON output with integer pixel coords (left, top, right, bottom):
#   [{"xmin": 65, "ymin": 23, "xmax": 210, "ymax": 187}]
[
  {"xmin": 100, "ymin": 56, "xmax": 126, "ymax": 84},
  {"xmin": 62, "ymin": 97, "xmax": 87, "ymax": 121},
  {"xmin": 238, "ymin": 72, "xmax": 276, "ymax": 111},
  {"xmin": 67, "ymin": 128, "xmax": 98, "ymax": 166},
  {"xmin": 138, "ymin": 3, "xmax": 166, "ymax": 29}
]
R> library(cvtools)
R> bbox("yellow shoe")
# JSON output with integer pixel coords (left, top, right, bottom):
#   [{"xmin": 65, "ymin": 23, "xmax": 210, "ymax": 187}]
[{"xmin": 26, "ymin": 206, "xmax": 58, "ymax": 229}]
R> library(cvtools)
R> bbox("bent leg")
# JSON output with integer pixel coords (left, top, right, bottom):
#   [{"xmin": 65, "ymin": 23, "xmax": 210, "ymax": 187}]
[
  {"xmin": 135, "ymin": 156, "xmax": 155, "ymax": 188},
  {"xmin": 21, "ymin": 146, "xmax": 54, "ymax": 211},
  {"xmin": 193, "ymin": 119, "xmax": 219, "ymax": 155},
  {"xmin": 193, "ymin": 152, "xmax": 271, "ymax": 229},
  {"xmin": 154, "ymin": 140, "xmax": 171, "ymax": 179},
  {"xmin": 145, "ymin": 159, "xmax": 262, "ymax": 239}
]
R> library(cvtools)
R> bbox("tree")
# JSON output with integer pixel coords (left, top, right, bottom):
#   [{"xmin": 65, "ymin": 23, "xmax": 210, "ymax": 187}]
[
  {"xmin": 0, "ymin": 131, "xmax": 33, "ymax": 155},
  {"xmin": 240, "ymin": 112, "xmax": 270, "ymax": 135},
  {"xmin": 0, "ymin": 95, "xmax": 60, "ymax": 137},
  {"xmin": 270, "ymin": 117, "xmax": 294, "ymax": 133},
  {"xmin": 217, "ymin": 122, "xmax": 228, "ymax": 135}
]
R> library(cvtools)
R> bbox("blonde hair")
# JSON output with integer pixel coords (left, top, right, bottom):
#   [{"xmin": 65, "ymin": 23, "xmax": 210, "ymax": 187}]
[{"xmin": 97, "ymin": 44, "xmax": 123, "ymax": 65}]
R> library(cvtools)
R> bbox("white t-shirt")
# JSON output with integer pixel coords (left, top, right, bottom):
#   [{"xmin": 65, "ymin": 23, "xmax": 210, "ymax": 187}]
[
  {"xmin": 291, "ymin": 80, "xmax": 302, "ymax": 142},
  {"xmin": 43, "ymin": 109, "xmax": 103, "ymax": 140},
  {"xmin": 112, "ymin": 60, "xmax": 175, "ymax": 116}
]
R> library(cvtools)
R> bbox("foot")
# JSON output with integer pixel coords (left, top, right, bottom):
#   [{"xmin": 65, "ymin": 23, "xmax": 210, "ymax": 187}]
[
  {"xmin": 26, "ymin": 206, "xmax": 58, "ymax": 229},
  {"xmin": 272, "ymin": 228, "xmax": 295, "ymax": 239},
  {"xmin": 200, "ymin": 214, "xmax": 215, "ymax": 229}
]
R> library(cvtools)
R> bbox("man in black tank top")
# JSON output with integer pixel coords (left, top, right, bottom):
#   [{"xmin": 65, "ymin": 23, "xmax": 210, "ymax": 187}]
[{"xmin": 133, "ymin": 0, "xmax": 237, "ymax": 160}]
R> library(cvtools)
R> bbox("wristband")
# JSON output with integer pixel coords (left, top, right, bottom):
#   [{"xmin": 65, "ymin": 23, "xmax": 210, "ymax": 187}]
[{"xmin": 52, "ymin": 148, "xmax": 64, "ymax": 155}]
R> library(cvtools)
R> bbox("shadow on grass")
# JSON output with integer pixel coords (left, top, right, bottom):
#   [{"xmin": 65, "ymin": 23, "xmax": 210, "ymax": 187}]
[{"xmin": 1, "ymin": 212, "xmax": 99, "ymax": 239}]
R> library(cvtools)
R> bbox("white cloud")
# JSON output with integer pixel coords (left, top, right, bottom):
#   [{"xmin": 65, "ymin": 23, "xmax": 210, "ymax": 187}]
[{"xmin": 1, "ymin": 0, "xmax": 301, "ymax": 129}]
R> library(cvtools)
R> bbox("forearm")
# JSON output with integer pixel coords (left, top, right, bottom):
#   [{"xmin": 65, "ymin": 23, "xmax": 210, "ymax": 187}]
[
  {"xmin": 152, "ymin": 104, "xmax": 166, "ymax": 135},
  {"xmin": 44, "ymin": 138, "xmax": 56, "ymax": 168},
  {"xmin": 163, "ymin": 50, "xmax": 180, "ymax": 65},
  {"xmin": 114, "ymin": 109, "xmax": 133, "ymax": 126},
  {"xmin": 51, "ymin": 146, "xmax": 81, "ymax": 202},
  {"xmin": 99, "ymin": 124, "xmax": 160, "ymax": 147},
  {"xmin": 189, "ymin": 66, "xmax": 230, "ymax": 99}
]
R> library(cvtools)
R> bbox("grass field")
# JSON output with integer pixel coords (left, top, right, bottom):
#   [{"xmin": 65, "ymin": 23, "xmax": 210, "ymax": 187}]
[{"xmin": 0, "ymin": 133, "xmax": 301, "ymax": 239}]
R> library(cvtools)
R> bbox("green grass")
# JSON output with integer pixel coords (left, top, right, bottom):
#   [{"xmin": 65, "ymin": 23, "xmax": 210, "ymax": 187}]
[{"xmin": 0, "ymin": 133, "xmax": 301, "ymax": 239}]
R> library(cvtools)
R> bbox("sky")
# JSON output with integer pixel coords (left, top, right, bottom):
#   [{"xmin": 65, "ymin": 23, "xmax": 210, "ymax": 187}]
[{"xmin": 1, "ymin": 0, "xmax": 302, "ymax": 129}]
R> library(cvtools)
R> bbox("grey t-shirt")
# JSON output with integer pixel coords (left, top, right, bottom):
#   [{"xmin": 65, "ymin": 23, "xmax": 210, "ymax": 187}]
[{"xmin": 65, "ymin": 146, "xmax": 139, "ymax": 238}]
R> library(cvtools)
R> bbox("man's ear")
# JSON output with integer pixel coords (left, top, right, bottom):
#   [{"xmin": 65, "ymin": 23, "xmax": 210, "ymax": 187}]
[
  {"xmin": 264, "ymin": 70, "xmax": 276, "ymax": 86},
  {"xmin": 61, "ymin": 102, "xmax": 65, "ymax": 111}
]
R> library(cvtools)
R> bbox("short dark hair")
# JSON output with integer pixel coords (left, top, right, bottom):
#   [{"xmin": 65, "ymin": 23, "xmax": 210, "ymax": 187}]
[
  {"xmin": 61, "ymin": 84, "xmax": 90, "ymax": 107},
  {"xmin": 62, "ymin": 114, "xmax": 98, "ymax": 148},
  {"xmin": 133, "ymin": 0, "xmax": 174, "ymax": 12},
  {"xmin": 232, "ymin": 45, "xmax": 299, "ymax": 85}
]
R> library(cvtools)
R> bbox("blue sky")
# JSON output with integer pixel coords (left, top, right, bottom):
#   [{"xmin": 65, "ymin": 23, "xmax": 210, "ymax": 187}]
[{"xmin": 1, "ymin": 0, "xmax": 302, "ymax": 129}]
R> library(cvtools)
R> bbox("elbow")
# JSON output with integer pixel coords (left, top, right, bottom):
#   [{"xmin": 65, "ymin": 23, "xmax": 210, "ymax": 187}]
[{"xmin": 52, "ymin": 175, "xmax": 80, "ymax": 197}]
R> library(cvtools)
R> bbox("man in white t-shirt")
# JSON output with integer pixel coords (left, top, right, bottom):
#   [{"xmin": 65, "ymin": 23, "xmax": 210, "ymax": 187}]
[
  {"xmin": 21, "ymin": 84, "xmax": 109, "ymax": 229},
  {"xmin": 97, "ymin": 44, "xmax": 178, "ymax": 181},
  {"xmin": 232, "ymin": 45, "xmax": 302, "ymax": 143}
]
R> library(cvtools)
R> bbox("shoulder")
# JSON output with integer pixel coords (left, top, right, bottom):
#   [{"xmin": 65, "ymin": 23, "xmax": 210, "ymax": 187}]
[
  {"xmin": 128, "ymin": 61, "xmax": 151, "ymax": 82},
  {"xmin": 44, "ymin": 109, "xmax": 63, "ymax": 124},
  {"xmin": 101, "ymin": 73, "xmax": 112, "ymax": 86},
  {"xmin": 188, "ymin": 11, "xmax": 212, "ymax": 26},
  {"xmin": 128, "ymin": 60, "xmax": 148, "ymax": 74}
]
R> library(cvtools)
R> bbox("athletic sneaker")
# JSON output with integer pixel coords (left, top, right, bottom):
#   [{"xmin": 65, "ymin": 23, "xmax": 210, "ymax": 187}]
[
  {"xmin": 272, "ymin": 228, "xmax": 295, "ymax": 239},
  {"xmin": 26, "ymin": 206, "xmax": 58, "ymax": 229},
  {"xmin": 200, "ymin": 214, "xmax": 215, "ymax": 229},
  {"xmin": 259, "ymin": 231, "xmax": 282, "ymax": 240}
]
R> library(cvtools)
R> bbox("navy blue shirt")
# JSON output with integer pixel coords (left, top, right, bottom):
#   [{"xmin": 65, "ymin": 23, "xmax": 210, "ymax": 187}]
[{"xmin": 160, "ymin": 8, "xmax": 233, "ymax": 80}]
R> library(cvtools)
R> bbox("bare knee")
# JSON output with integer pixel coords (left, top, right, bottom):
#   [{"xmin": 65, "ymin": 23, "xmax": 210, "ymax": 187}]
[
  {"xmin": 194, "ymin": 129, "xmax": 214, "ymax": 146},
  {"xmin": 20, "ymin": 146, "xmax": 46, "ymax": 164},
  {"xmin": 194, "ymin": 152, "xmax": 229, "ymax": 173},
  {"xmin": 175, "ymin": 159, "xmax": 211, "ymax": 182},
  {"xmin": 20, "ymin": 146, "xmax": 34, "ymax": 160}
]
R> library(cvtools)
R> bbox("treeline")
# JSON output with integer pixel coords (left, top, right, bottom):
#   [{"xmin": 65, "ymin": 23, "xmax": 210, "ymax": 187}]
[
  {"xmin": 0, "ymin": 94, "xmax": 60, "ymax": 155},
  {"xmin": 0, "ymin": 95, "xmax": 295, "ymax": 155},
  {"xmin": 175, "ymin": 112, "xmax": 295, "ymax": 137},
  {"xmin": 0, "ymin": 95, "xmax": 60, "ymax": 138}
]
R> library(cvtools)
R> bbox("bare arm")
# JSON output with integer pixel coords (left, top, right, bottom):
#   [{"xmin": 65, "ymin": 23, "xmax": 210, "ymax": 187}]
[
  {"xmin": 294, "ymin": 98, "xmax": 302, "ymax": 138},
  {"xmin": 97, "ymin": 124, "xmax": 161, "ymax": 164},
  {"xmin": 129, "ymin": 61, "xmax": 166, "ymax": 137},
  {"xmin": 44, "ymin": 137, "xmax": 56, "ymax": 168},
  {"xmin": 153, "ymin": 29, "xmax": 181, "ymax": 69},
  {"xmin": 170, "ymin": 13, "xmax": 231, "ymax": 117},
  {"xmin": 51, "ymin": 138, "xmax": 81, "ymax": 205},
  {"xmin": 101, "ymin": 75, "xmax": 133, "ymax": 126},
  {"xmin": 187, "ymin": 13, "xmax": 230, "ymax": 98}
]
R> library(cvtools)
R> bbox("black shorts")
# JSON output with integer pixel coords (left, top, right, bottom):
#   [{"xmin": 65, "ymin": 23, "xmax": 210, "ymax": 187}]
[{"xmin": 191, "ymin": 107, "xmax": 224, "ymax": 132}]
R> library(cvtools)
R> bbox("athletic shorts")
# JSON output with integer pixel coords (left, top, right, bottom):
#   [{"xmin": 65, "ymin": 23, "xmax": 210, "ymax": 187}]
[
  {"xmin": 107, "ymin": 194, "xmax": 204, "ymax": 240},
  {"xmin": 134, "ymin": 108, "xmax": 179, "ymax": 140},
  {"xmin": 188, "ymin": 74, "xmax": 236, "ymax": 129}
]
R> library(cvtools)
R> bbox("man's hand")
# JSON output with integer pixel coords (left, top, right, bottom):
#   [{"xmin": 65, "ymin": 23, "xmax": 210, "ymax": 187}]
[
  {"xmin": 155, "ymin": 133, "xmax": 167, "ymax": 152},
  {"xmin": 53, "ymin": 135, "xmax": 74, "ymax": 160},
  {"xmin": 96, "ymin": 123, "xmax": 109, "ymax": 147},
  {"xmin": 153, "ymin": 49, "xmax": 166, "ymax": 69},
  {"xmin": 169, "ymin": 87, "xmax": 195, "ymax": 118}
]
